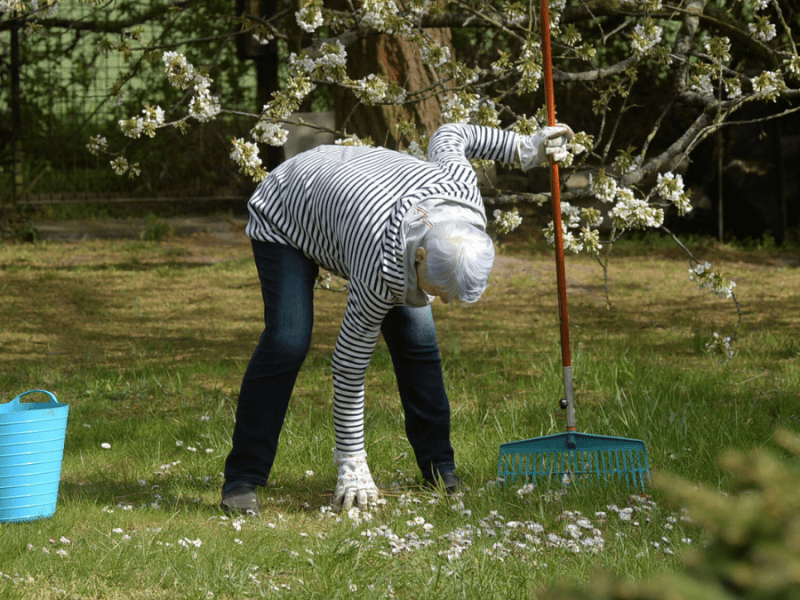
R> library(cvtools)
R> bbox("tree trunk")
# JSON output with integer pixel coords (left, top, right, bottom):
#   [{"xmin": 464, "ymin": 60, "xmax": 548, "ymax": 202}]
[{"xmin": 332, "ymin": 29, "xmax": 451, "ymax": 149}]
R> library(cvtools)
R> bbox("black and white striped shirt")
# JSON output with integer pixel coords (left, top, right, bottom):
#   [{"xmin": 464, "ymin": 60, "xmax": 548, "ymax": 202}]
[{"xmin": 246, "ymin": 124, "xmax": 520, "ymax": 452}]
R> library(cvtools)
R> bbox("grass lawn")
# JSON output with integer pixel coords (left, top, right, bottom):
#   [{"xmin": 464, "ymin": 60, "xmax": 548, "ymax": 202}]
[{"xmin": 0, "ymin": 228, "xmax": 798, "ymax": 599}]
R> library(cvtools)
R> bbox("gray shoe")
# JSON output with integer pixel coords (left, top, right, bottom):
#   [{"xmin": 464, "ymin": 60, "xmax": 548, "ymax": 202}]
[
  {"xmin": 220, "ymin": 484, "xmax": 259, "ymax": 517},
  {"xmin": 423, "ymin": 470, "xmax": 464, "ymax": 494}
]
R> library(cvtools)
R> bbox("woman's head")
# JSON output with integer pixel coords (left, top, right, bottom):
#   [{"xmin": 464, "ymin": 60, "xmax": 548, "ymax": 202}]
[{"xmin": 416, "ymin": 221, "xmax": 495, "ymax": 304}]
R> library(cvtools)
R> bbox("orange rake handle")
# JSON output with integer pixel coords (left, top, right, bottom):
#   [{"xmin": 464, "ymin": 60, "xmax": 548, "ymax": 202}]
[{"xmin": 539, "ymin": 0, "xmax": 576, "ymax": 431}]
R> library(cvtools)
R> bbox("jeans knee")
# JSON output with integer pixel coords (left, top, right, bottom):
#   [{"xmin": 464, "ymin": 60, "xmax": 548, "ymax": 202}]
[{"xmin": 256, "ymin": 328, "xmax": 311, "ymax": 370}]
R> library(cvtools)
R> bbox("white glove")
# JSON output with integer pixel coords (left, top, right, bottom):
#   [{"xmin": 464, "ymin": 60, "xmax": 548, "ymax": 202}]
[
  {"xmin": 518, "ymin": 124, "xmax": 575, "ymax": 169},
  {"xmin": 332, "ymin": 449, "xmax": 380, "ymax": 511}
]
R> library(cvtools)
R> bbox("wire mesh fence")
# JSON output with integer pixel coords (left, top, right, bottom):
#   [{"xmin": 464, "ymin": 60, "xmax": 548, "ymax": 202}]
[{"xmin": 1, "ymin": 1, "xmax": 260, "ymax": 212}]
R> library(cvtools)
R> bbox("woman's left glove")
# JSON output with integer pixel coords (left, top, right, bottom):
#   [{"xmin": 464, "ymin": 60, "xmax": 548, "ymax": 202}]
[
  {"xmin": 332, "ymin": 449, "xmax": 380, "ymax": 511},
  {"xmin": 518, "ymin": 124, "xmax": 575, "ymax": 169}
]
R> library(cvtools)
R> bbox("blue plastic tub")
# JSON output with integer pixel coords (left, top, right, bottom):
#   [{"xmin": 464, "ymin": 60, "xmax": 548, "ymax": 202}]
[{"xmin": 0, "ymin": 390, "xmax": 69, "ymax": 523}]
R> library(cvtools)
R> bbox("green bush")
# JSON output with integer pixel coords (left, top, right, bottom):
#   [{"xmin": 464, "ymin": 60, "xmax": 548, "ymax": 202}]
[{"xmin": 543, "ymin": 430, "xmax": 800, "ymax": 600}]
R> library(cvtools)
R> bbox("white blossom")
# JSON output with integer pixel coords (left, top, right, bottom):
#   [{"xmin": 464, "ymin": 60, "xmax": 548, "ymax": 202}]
[
  {"xmin": 162, "ymin": 51, "xmax": 196, "ymax": 90},
  {"xmin": 352, "ymin": 74, "xmax": 405, "ymax": 105},
  {"xmin": 591, "ymin": 172, "xmax": 618, "ymax": 203},
  {"xmin": 118, "ymin": 105, "xmax": 164, "ymax": 139},
  {"xmin": 516, "ymin": 39, "xmax": 542, "ymax": 92},
  {"xmin": 109, "ymin": 157, "xmax": 140, "ymax": 178},
  {"xmin": 610, "ymin": 188, "xmax": 664, "ymax": 230},
  {"xmin": 655, "ymin": 172, "xmax": 692, "ymax": 216},
  {"xmin": 504, "ymin": 2, "xmax": 527, "ymax": 25},
  {"xmin": 442, "ymin": 93, "xmax": 479, "ymax": 124},
  {"xmin": 420, "ymin": 41, "xmax": 451, "ymax": 68},
  {"xmin": 784, "ymin": 56, "xmax": 800, "ymax": 77},
  {"xmin": 689, "ymin": 262, "xmax": 737, "ymax": 299},
  {"xmin": 189, "ymin": 89, "xmax": 221, "ymax": 122},
  {"xmin": 251, "ymin": 120, "xmax": 288, "ymax": 146},
  {"xmin": 87, "ymin": 135, "xmax": 108, "ymax": 155},
  {"xmin": 360, "ymin": 0, "xmax": 402, "ymax": 33},
  {"xmin": 706, "ymin": 331, "xmax": 736, "ymax": 361},
  {"xmin": 493, "ymin": 208, "xmax": 523, "ymax": 234},
  {"xmin": 704, "ymin": 36, "xmax": 731, "ymax": 64},
  {"xmin": 751, "ymin": 70, "xmax": 785, "ymax": 101},
  {"xmin": 690, "ymin": 73, "xmax": 714, "ymax": 97},
  {"xmin": 295, "ymin": 6, "xmax": 323, "ymax": 33},
  {"xmin": 335, "ymin": 135, "xmax": 374, "ymax": 147},
  {"xmin": 230, "ymin": 137, "xmax": 266, "ymax": 181},
  {"xmin": 724, "ymin": 77, "xmax": 743, "ymax": 99},
  {"xmin": 630, "ymin": 20, "xmax": 663, "ymax": 54},
  {"xmin": 748, "ymin": 16, "xmax": 776, "ymax": 42},
  {"xmin": 543, "ymin": 221, "xmax": 585, "ymax": 253},
  {"xmin": 0, "ymin": 0, "xmax": 25, "ymax": 13}
]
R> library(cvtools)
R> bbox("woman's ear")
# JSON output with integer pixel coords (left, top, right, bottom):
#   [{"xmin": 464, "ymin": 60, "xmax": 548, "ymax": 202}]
[{"xmin": 416, "ymin": 246, "xmax": 427, "ymax": 263}]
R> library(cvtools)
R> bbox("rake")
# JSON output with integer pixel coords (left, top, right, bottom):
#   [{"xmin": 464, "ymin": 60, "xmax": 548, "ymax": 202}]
[{"xmin": 497, "ymin": 0, "xmax": 650, "ymax": 490}]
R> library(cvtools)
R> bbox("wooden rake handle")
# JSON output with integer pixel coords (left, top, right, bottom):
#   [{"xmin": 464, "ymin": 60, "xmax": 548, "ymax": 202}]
[{"xmin": 540, "ymin": 0, "xmax": 576, "ymax": 430}]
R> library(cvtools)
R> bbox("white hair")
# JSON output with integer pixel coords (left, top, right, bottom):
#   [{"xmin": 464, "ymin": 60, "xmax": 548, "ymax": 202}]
[{"xmin": 420, "ymin": 221, "xmax": 495, "ymax": 304}]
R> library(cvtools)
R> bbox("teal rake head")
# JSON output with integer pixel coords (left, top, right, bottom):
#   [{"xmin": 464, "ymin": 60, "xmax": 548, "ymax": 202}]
[{"xmin": 498, "ymin": 431, "xmax": 649, "ymax": 490}]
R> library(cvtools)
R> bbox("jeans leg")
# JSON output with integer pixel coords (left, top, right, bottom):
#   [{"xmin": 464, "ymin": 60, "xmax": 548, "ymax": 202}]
[
  {"xmin": 381, "ymin": 305, "xmax": 455, "ymax": 479},
  {"xmin": 223, "ymin": 240, "xmax": 319, "ymax": 487}
]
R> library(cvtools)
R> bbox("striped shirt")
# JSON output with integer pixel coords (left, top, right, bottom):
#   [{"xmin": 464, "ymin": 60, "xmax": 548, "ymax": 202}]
[{"xmin": 246, "ymin": 124, "xmax": 520, "ymax": 452}]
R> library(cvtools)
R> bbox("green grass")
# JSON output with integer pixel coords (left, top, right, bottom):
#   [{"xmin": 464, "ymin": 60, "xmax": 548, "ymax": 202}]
[{"xmin": 0, "ymin": 235, "xmax": 798, "ymax": 599}]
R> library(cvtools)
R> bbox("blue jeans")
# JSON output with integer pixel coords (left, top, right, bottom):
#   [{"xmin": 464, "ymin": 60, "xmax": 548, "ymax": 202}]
[{"xmin": 223, "ymin": 240, "xmax": 456, "ymax": 488}]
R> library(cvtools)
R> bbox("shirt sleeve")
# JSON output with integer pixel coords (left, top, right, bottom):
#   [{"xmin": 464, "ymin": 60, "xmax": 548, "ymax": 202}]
[
  {"xmin": 331, "ymin": 280, "xmax": 395, "ymax": 453},
  {"xmin": 427, "ymin": 124, "xmax": 520, "ymax": 184}
]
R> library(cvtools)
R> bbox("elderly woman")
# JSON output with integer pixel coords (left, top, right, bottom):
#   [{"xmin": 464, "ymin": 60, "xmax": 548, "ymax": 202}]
[{"xmin": 221, "ymin": 122, "xmax": 573, "ymax": 516}]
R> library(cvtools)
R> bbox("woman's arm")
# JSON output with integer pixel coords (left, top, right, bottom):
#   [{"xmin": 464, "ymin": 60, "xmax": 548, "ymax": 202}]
[{"xmin": 427, "ymin": 124, "xmax": 519, "ymax": 184}]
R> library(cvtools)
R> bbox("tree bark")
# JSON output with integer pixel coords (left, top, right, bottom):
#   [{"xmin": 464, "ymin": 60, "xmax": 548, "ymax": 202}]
[{"xmin": 331, "ymin": 27, "xmax": 452, "ymax": 149}]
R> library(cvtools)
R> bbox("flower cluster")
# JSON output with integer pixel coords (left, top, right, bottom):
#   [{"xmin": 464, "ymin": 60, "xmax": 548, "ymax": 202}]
[
  {"xmin": 86, "ymin": 135, "xmax": 108, "ymax": 156},
  {"xmin": 751, "ymin": 70, "xmax": 786, "ymax": 101},
  {"xmin": 351, "ymin": 74, "xmax": 406, "ymax": 105},
  {"xmin": 493, "ymin": 208, "xmax": 523, "ymax": 235},
  {"xmin": 655, "ymin": 172, "xmax": 692, "ymax": 216},
  {"xmin": 189, "ymin": 89, "xmax": 221, "ymax": 122},
  {"xmin": 630, "ymin": 19, "xmax": 663, "ymax": 54},
  {"xmin": 516, "ymin": 39, "xmax": 543, "ymax": 93},
  {"xmin": 705, "ymin": 331, "xmax": 736, "ymax": 362},
  {"xmin": 0, "ymin": 0, "xmax": 24, "ymax": 13},
  {"xmin": 402, "ymin": 140, "xmax": 425, "ymax": 160},
  {"xmin": 784, "ymin": 56, "xmax": 800, "ymax": 77},
  {"xmin": 612, "ymin": 148, "xmax": 642, "ymax": 175},
  {"xmin": 251, "ymin": 120, "xmax": 288, "ymax": 146},
  {"xmin": 119, "ymin": 105, "xmax": 165, "ymax": 139},
  {"xmin": 689, "ymin": 261, "xmax": 737, "ymax": 299},
  {"xmin": 441, "ymin": 92, "xmax": 480, "ymax": 124},
  {"xmin": 748, "ymin": 14, "xmax": 777, "ymax": 42},
  {"xmin": 335, "ymin": 135, "xmax": 374, "ymax": 147},
  {"xmin": 705, "ymin": 36, "xmax": 731, "ymax": 64},
  {"xmin": 610, "ymin": 188, "xmax": 664, "ymax": 230},
  {"xmin": 162, "ymin": 51, "xmax": 200, "ymax": 90},
  {"xmin": 591, "ymin": 170, "xmax": 618, "ymax": 203},
  {"xmin": 162, "ymin": 51, "xmax": 220, "ymax": 121},
  {"xmin": 295, "ymin": 5, "xmax": 323, "ymax": 33},
  {"xmin": 359, "ymin": 0, "xmax": 405, "ymax": 34},
  {"xmin": 419, "ymin": 40, "xmax": 451, "ymax": 68},
  {"xmin": 504, "ymin": 1, "xmax": 527, "ymax": 25},
  {"xmin": 289, "ymin": 41, "xmax": 347, "ymax": 81},
  {"xmin": 230, "ymin": 137, "xmax": 266, "ymax": 181},
  {"xmin": 261, "ymin": 75, "xmax": 316, "ymax": 125},
  {"xmin": 110, "ymin": 157, "xmax": 140, "ymax": 178}
]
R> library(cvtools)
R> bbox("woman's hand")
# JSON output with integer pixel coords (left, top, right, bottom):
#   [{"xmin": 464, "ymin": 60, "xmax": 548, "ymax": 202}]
[
  {"xmin": 332, "ymin": 449, "xmax": 380, "ymax": 511},
  {"xmin": 518, "ymin": 124, "xmax": 575, "ymax": 169}
]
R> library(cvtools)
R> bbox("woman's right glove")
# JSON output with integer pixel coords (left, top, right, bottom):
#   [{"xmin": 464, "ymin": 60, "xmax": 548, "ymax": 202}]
[
  {"xmin": 518, "ymin": 124, "xmax": 575, "ymax": 169},
  {"xmin": 332, "ymin": 449, "xmax": 380, "ymax": 511}
]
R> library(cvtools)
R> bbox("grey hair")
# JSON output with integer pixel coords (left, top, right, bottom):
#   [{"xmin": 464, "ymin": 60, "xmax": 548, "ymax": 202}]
[{"xmin": 420, "ymin": 221, "xmax": 495, "ymax": 304}]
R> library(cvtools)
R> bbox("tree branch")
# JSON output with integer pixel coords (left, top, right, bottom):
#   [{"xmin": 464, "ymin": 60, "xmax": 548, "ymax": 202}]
[{"xmin": 0, "ymin": 0, "xmax": 192, "ymax": 33}]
